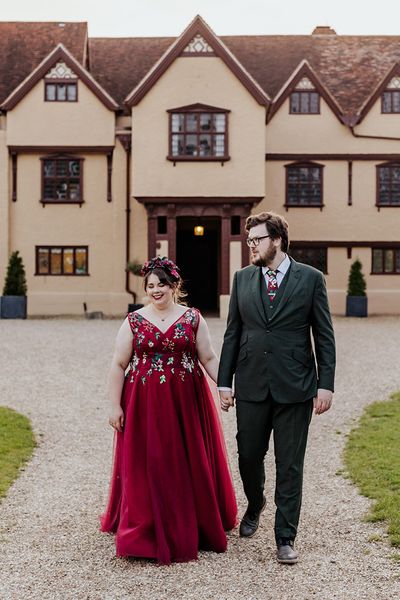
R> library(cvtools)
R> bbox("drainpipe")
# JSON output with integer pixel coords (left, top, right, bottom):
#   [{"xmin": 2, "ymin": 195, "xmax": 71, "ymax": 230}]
[
  {"xmin": 118, "ymin": 133, "xmax": 136, "ymax": 303},
  {"xmin": 350, "ymin": 126, "xmax": 400, "ymax": 142}
]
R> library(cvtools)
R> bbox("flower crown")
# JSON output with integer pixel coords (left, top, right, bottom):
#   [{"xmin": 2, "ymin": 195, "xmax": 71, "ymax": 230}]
[{"xmin": 140, "ymin": 256, "xmax": 181, "ymax": 281}]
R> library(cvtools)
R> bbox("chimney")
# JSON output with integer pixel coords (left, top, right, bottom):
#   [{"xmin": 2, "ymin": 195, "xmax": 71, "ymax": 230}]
[{"xmin": 311, "ymin": 25, "xmax": 337, "ymax": 35}]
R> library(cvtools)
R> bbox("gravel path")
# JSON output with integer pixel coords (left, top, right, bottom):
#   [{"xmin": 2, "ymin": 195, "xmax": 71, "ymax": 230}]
[{"xmin": 0, "ymin": 316, "xmax": 399, "ymax": 600}]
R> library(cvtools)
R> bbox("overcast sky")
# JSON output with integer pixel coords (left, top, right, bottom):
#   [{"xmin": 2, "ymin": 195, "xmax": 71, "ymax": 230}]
[{"xmin": 1, "ymin": 0, "xmax": 400, "ymax": 37}]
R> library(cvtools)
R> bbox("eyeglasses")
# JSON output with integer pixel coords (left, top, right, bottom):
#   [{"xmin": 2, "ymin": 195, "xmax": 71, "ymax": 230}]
[{"xmin": 246, "ymin": 235, "xmax": 270, "ymax": 247}]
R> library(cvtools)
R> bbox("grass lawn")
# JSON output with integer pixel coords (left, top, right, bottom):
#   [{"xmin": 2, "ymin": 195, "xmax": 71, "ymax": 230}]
[
  {"xmin": 344, "ymin": 392, "xmax": 400, "ymax": 547},
  {"xmin": 0, "ymin": 406, "xmax": 36, "ymax": 500}
]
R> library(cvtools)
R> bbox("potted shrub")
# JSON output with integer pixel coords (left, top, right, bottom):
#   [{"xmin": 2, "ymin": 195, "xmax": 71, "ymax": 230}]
[
  {"xmin": 346, "ymin": 258, "xmax": 367, "ymax": 317},
  {"xmin": 0, "ymin": 251, "xmax": 28, "ymax": 319},
  {"xmin": 126, "ymin": 259, "xmax": 144, "ymax": 312}
]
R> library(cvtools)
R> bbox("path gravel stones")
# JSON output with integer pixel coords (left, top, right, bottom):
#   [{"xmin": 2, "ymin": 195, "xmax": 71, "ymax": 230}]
[{"xmin": 0, "ymin": 316, "xmax": 399, "ymax": 600}]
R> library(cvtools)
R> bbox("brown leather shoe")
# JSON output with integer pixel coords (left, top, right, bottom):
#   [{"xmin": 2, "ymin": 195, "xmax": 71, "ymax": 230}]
[
  {"xmin": 276, "ymin": 538, "xmax": 298, "ymax": 564},
  {"xmin": 239, "ymin": 497, "xmax": 266, "ymax": 538}
]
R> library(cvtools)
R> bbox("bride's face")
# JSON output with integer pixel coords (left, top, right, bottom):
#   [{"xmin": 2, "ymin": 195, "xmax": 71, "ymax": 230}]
[{"xmin": 146, "ymin": 273, "xmax": 174, "ymax": 308}]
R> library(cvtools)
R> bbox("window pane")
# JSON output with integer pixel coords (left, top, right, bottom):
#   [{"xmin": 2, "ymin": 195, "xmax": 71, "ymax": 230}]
[
  {"xmin": 395, "ymin": 250, "xmax": 400, "ymax": 273},
  {"xmin": 213, "ymin": 134, "xmax": 225, "ymax": 156},
  {"xmin": 67, "ymin": 84, "xmax": 77, "ymax": 101},
  {"xmin": 384, "ymin": 250, "xmax": 394, "ymax": 272},
  {"xmin": 75, "ymin": 249, "xmax": 87, "ymax": 274},
  {"xmin": 200, "ymin": 113, "xmax": 212, "ymax": 131},
  {"xmin": 184, "ymin": 135, "xmax": 197, "ymax": 155},
  {"xmin": 43, "ymin": 182, "xmax": 55, "ymax": 199},
  {"xmin": 214, "ymin": 114, "xmax": 226, "ymax": 132},
  {"xmin": 63, "ymin": 249, "xmax": 74, "ymax": 274},
  {"xmin": 171, "ymin": 114, "xmax": 184, "ymax": 133},
  {"xmin": 186, "ymin": 114, "xmax": 197, "ymax": 132},
  {"xmin": 199, "ymin": 134, "xmax": 211, "ymax": 156},
  {"xmin": 300, "ymin": 93, "xmax": 310, "ymax": 113},
  {"xmin": 393, "ymin": 92, "xmax": 400, "ymax": 112},
  {"xmin": 382, "ymin": 92, "xmax": 391, "ymax": 113},
  {"xmin": 290, "ymin": 247, "xmax": 327, "ymax": 273},
  {"xmin": 290, "ymin": 93, "xmax": 300, "ymax": 113},
  {"xmin": 372, "ymin": 249, "xmax": 383, "ymax": 273},
  {"xmin": 56, "ymin": 161, "xmax": 68, "ymax": 176},
  {"xmin": 56, "ymin": 182, "xmax": 68, "ymax": 200},
  {"xmin": 171, "ymin": 134, "xmax": 184, "ymax": 156},
  {"xmin": 69, "ymin": 182, "xmax": 80, "ymax": 200},
  {"xmin": 44, "ymin": 160, "xmax": 55, "ymax": 177},
  {"xmin": 69, "ymin": 160, "xmax": 80, "ymax": 176},
  {"xmin": 46, "ymin": 84, "xmax": 56, "ymax": 101},
  {"xmin": 309, "ymin": 93, "xmax": 319, "ymax": 113},
  {"xmin": 50, "ymin": 248, "xmax": 62, "ymax": 274},
  {"xmin": 57, "ymin": 84, "xmax": 67, "ymax": 101},
  {"xmin": 38, "ymin": 249, "xmax": 49, "ymax": 274}
]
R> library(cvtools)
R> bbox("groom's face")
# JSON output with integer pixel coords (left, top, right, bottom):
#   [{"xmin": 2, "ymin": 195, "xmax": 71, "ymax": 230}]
[{"xmin": 248, "ymin": 224, "xmax": 277, "ymax": 267}]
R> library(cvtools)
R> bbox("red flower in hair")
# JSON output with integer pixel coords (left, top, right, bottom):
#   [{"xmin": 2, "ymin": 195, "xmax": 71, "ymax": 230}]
[{"xmin": 140, "ymin": 257, "xmax": 181, "ymax": 281}]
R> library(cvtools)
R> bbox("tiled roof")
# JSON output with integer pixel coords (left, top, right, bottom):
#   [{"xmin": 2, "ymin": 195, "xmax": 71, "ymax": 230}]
[
  {"xmin": 0, "ymin": 22, "xmax": 88, "ymax": 105},
  {"xmin": 90, "ymin": 33, "xmax": 400, "ymax": 116}
]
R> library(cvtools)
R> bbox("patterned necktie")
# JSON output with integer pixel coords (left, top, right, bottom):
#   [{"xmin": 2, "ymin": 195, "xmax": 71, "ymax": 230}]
[{"xmin": 266, "ymin": 269, "xmax": 278, "ymax": 302}]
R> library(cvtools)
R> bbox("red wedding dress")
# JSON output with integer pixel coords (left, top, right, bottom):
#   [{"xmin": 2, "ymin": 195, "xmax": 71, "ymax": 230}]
[{"xmin": 100, "ymin": 308, "xmax": 237, "ymax": 564}]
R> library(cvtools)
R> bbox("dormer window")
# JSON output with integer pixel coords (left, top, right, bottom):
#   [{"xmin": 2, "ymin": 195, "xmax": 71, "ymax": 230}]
[
  {"xmin": 382, "ymin": 76, "xmax": 400, "ymax": 113},
  {"xmin": 44, "ymin": 61, "xmax": 78, "ymax": 102},
  {"xmin": 167, "ymin": 104, "xmax": 230, "ymax": 161},
  {"xmin": 290, "ymin": 77, "xmax": 320, "ymax": 114}
]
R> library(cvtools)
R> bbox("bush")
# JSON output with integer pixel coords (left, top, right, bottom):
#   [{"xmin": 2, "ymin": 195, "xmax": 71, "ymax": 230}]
[
  {"xmin": 2, "ymin": 251, "xmax": 27, "ymax": 296},
  {"xmin": 347, "ymin": 259, "xmax": 366, "ymax": 297}
]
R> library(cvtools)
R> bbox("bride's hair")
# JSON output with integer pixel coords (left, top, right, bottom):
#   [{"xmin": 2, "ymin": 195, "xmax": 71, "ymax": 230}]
[{"xmin": 143, "ymin": 267, "xmax": 188, "ymax": 304}]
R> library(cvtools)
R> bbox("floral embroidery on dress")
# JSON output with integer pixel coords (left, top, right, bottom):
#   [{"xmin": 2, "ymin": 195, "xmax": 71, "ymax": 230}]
[{"xmin": 127, "ymin": 308, "xmax": 200, "ymax": 385}]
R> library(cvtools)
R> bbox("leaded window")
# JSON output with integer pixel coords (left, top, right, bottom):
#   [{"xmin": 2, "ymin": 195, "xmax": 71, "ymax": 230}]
[
  {"xmin": 372, "ymin": 248, "xmax": 400, "ymax": 274},
  {"xmin": 41, "ymin": 157, "xmax": 83, "ymax": 203},
  {"xmin": 290, "ymin": 247, "xmax": 327, "ymax": 273},
  {"xmin": 36, "ymin": 246, "xmax": 88, "ymax": 275},
  {"xmin": 290, "ymin": 92, "xmax": 320, "ymax": 114},
  {"xmin": 286, "ymin": 164, "xmax": 323, "ymax": 206},
  {"xmin": 381, "ymin": 77, "xmax": 400, "ymax": 113},
  {"xmin": 45, "ymin": 82, "xmax": 77, "ymax": 102},
  {"xmin": 377, "ymin": 164, "xmax": 400, "ymax": 206},
  {"xmin": 169, "ymin": 107, "xmax": 229, "ymax": 160}
]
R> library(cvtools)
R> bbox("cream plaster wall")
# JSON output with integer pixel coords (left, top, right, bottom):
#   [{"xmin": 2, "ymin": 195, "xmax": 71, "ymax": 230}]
[
  {"xmin": 10, "ymin": 146, "xmax": 129, "ymax": 315},
  {"xmin": 131, "ymin": 56, "xmax": 266, "ymax": 197},
  {"xmin": 266, "ymin": 98, "xmax": 400, "ymax": 154},
  {"xmin": 355, "ymin": 99, "xmax": 400, "ymax": 138},
  {"xmin": 7, "ymin": 80, "xmax": 115, "ymax": 146}
]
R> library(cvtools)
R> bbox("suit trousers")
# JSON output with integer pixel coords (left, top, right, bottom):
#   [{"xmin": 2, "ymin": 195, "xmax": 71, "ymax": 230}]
[{"xmin": 236, "ymin": 394, "xmax": 313, "ymax": 542}]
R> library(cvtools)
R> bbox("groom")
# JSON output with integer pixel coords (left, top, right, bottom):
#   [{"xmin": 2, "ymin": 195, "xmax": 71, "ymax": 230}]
[{"xmin": 218, "ymin": 211, "xmax": 335, "ymax": 564}]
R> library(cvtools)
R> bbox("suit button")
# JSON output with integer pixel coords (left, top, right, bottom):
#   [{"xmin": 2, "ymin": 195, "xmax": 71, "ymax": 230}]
[{"xmin": 266, "ymin": 330, "xmax": 270, "ymax": 333}]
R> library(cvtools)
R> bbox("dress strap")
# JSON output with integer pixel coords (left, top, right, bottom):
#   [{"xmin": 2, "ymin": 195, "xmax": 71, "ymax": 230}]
[
  {"xmin": 127, "ymin": 311, "xmax": 139, "ymax": 334},
  {"xmin": 191, "ymin": 307, "xmax": 201, "ymax": 334}
]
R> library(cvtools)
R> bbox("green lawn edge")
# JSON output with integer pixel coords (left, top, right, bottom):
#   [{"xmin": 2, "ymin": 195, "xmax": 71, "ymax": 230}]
[
  {"xmin": 343, "ymin": 392, "xmax": 400, "ymax": 547},
  {"xmin": 0, "ymin": 406, "xmax": 36, "ymax": 500}
]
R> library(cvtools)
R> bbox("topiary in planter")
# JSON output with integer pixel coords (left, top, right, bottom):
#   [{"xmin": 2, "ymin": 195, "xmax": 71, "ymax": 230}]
[
  {"xmin": 0, "ymin": 251, "xmax": 28, "ymax": 319},
  {"xmin": 346, "ymin": 259, "xmax": 367, "ymax": 317},
  {"xmin": 126, "ymin": 259, "xmax": 144, "ymax": 312}
]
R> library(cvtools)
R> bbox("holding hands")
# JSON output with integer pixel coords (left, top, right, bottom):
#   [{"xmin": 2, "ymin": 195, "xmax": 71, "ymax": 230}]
[{"xmin": 219, "ymin": 390, "xmax": 235, "ymax": 412}]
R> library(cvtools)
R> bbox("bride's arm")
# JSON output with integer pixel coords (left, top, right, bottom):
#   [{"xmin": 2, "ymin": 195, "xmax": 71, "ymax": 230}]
[
  {"xmin": 108, "ymin": 318, "xmax": 133, "ymax": 432},
  {"xmin": 195, "ymin": 315, "xmax": 219, "ymax": 383}
]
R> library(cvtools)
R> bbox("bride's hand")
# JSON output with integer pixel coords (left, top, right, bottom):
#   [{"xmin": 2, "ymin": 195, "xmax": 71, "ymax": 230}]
[{"xmin": 109, "ymin": 405, "xmax": 124, "ymax": 432}]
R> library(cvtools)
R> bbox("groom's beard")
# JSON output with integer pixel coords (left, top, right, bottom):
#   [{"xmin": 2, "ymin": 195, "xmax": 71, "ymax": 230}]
[{"xmin": 251, "ymin": 244, "xmax": 277, "ymax": 267}]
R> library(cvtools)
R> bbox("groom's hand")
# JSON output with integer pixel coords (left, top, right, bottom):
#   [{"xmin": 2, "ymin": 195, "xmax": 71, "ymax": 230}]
[
  {"xmin": 313, "ymin": 389, "xmax": 333, "ymax": 415},
  {"xmin": 219, "ymin": 390, "xmax": 235, "ymax": 412}
]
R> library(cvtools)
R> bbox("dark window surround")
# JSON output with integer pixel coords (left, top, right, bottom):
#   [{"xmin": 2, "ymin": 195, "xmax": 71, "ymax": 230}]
[
  {"xmin": 376, "ymin": 162, "xmax": 400, "ymax": 207},
  {"xmin": 285, "ymin": 162, "xmax": 324, "ymax": 209},
  {"xmin": 35, "ymin": 246, "xmax": 89, "ymax": 276},
  {"xmin": 371, "ymin": 247, "xmax": 400, "ymax": 274},
  {"xmin": 289, "ymin": 91, "xmax": 320, "ymax": 114},
  {"xmin": 40, "ymin": 155, "xmax": 84, "ymax": 205},
  {"xmin": 289, "ymin": 246, "xmax": 328, "ymax": 274},
  {"xmin": 381, "ymin": 90, "xmax": 400, "ymax": 113},
  {"xmin": 44, "ymin": 80, "xmax": 78, "ymax": 102},
  {"xmin": 167, "ymin": 105, "xmax": 230, "ymax": 162}
]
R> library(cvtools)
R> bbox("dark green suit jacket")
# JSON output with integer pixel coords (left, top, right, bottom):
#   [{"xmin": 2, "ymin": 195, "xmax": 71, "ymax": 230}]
[{"xmin": 217, "ymin": 258, "xmax": 336, "ymax": 403}]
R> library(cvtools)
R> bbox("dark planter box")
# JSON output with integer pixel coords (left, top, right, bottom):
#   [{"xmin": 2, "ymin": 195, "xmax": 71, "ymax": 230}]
[
  {"xmin": 0, "ymin": 296, "xmax": 27, "ymax": 319},
  {"xmin": 128, "ymin": 303, "xmax": 144, "ymax": 313},
  {"xmin": 346, "ymin": 295, "xmax": 368, "ymax": 318}
]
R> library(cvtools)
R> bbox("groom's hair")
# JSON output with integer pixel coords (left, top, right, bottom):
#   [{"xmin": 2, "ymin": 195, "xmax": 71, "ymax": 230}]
[{"xmin": 245, "ymin": 212, "xmax": 289, "ymax": 252}]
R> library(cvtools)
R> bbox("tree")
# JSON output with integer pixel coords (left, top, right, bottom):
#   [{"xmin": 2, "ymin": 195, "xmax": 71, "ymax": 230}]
[
  {"xmin": 2, "ymin": 251, "xmax": 27, "ymax": 296},
  {"xmin": 347, "ymin": 259, "xmax": 366, "ymax": 297}
]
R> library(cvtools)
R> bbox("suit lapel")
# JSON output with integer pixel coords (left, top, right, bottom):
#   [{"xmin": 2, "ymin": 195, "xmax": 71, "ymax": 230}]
[
  {"xmin": 269, "ymin": 258, "xmax": 302, "ymax": 322},
  {"xmin": 250, "ymin": 267, "xmax": 268, "ymax": 325}
]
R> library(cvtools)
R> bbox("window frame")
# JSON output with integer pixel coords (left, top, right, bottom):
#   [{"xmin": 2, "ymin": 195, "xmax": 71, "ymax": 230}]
[
  {"xmin": 285, "ymin": 162, "xmax": 324, "ymax": 209},
  {"xmin": 371, "ymin": 247, "xmax": 400, "ymax": 275},
  {"xmin": 44, "ymin": 80, "xmax": 78, "ymax": 102},
  {"xmin": 40, "ymin": 155, "xmax": 84, "ymax": 205},
  {"xmin": 376, "ymin": 162, "xmax": 400, "ymax": 207},
  {"xmin": 35, "ymin": 246, "xmax": 89, "ymax": 276},
  {"xmin": 167, "ymin": 104, "xmax": 230, "ymax": 162},
  {"xmin": 381, "ymin": 90, "xmax": 400, "ymax": 113},
  {"xmin": 289, "ymin": 245, "xmax": 328, "ymax": 274},
  {"xmin": 289, "ymin": 91, "xmax": 320, "ymax": 114}
]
